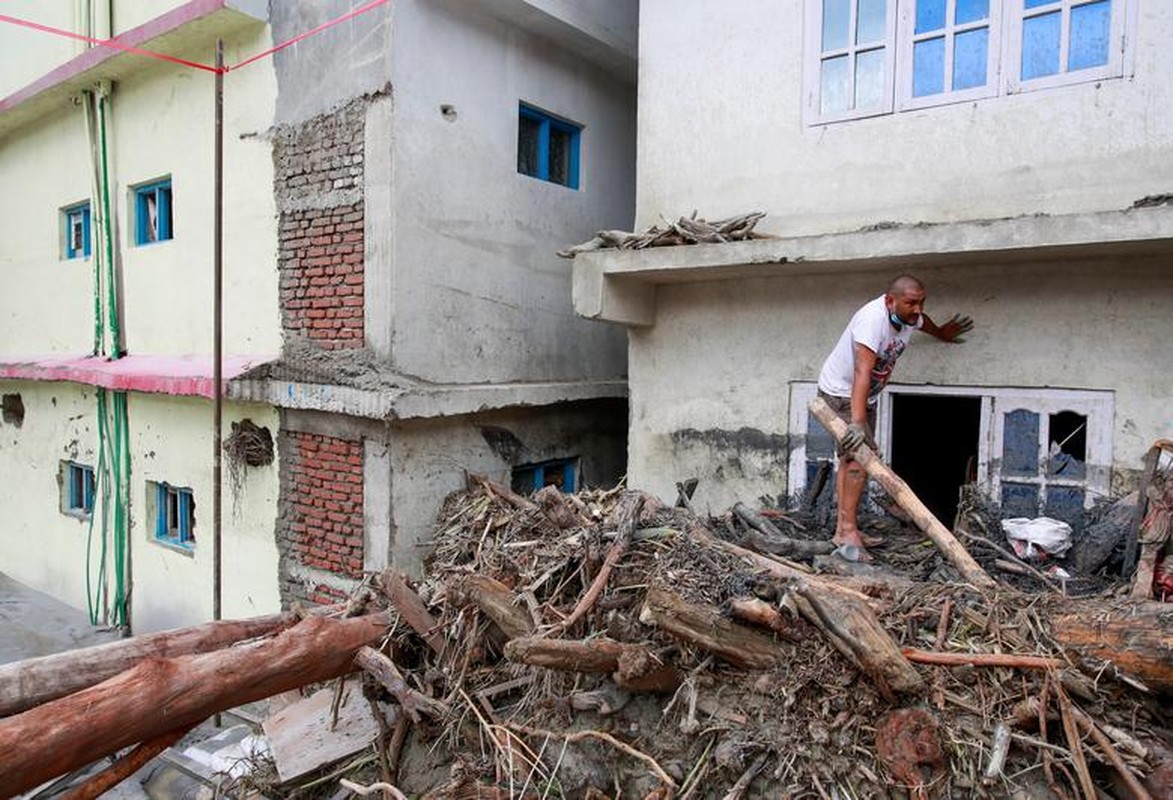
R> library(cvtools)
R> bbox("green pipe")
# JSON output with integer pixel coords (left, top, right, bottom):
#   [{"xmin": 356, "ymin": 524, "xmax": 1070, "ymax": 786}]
[{"xmin": 97, "ymin": 91, "xmax": 119, "ymax": 357}]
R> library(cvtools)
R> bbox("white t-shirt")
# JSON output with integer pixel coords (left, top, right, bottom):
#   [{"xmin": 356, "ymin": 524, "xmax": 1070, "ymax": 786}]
[{"xmin": 817, "ymin": 295, "xmax": 920, "ymax": 404}]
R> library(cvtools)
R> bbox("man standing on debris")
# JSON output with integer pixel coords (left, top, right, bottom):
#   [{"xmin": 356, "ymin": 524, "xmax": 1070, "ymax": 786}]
[{"xmin": 818, "ymin": 275, "xmax": 972, "ymax": 560}]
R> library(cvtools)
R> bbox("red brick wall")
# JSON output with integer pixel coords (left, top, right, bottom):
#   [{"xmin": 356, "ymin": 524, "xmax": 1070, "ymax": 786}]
[
  {"xmin": 286, "ymin": 432, "xmax": 364, "ymax": 579},
  {"xmin": 279, "ymin": 203, "xmax": 364, "ymax": 349}
]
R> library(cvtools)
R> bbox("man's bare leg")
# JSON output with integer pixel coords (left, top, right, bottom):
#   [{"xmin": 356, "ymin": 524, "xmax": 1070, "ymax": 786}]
[{"xmin": 833, "ymin": 455, "xmax": 872, "ymax": 560}]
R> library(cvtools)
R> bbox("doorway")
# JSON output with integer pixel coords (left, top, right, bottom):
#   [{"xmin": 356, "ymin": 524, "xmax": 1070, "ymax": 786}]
[{"xmin": 889, "ymin": 393, "xmax": 982, "ymax": 527}]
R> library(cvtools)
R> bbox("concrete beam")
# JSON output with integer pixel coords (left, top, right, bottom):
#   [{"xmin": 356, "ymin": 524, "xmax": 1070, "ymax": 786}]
[
  {"xmin": 228, "ymin": 377, "xmax": 627, "ymax": 421},
  {"xmin": 571, "ymin": 205, "xmax": 1173, "ymax": 325},
  {"xmin": 463, "ymin": 0, "xmax": 637, "ymax": 81}
]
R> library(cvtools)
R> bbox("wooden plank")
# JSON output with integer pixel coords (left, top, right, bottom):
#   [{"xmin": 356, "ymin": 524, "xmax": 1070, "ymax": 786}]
[{"xmin": 263, "ymin": 677, "xmax": 395, "ymax": 783}]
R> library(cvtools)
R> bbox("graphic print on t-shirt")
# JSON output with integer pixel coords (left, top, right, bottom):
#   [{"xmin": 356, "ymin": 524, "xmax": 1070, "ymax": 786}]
[{"xmin": 869, "ymin": 339, "xmax": 906, "ymax": 397}]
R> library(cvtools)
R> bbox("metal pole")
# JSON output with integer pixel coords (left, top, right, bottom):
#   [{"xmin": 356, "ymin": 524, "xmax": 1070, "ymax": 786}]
[{"xmin": 213, "ymin": 40, "xmax": 224, "ymax": 623}]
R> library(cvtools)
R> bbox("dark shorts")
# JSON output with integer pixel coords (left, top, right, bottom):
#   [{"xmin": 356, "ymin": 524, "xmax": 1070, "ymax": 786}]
[{"xmin": 818, "ymin": 390, "xmax": 876, "ymax": 457}]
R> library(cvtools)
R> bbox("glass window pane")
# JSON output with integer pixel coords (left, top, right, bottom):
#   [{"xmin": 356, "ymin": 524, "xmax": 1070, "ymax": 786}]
[
  {"xmin": 955, "ymin": 0, "xmax": 989, "ymax": 24},
  {"xmin": 1047, "ymin": 411, "xmax": 1087, "ymax": 480},
  {"xmin": 913, "ymin": 37, "xmax": 945, "ymax": 96},
  {"xmin": 1045, "ymin": 486, "xmax": 1085, "ymax": 531},
  {"xmin": 855, "ymin": 48, "xmax": 885, "ymax": 110},
  {"xmin": 915, "ymin": 0, "xmax": 946, "ymax": 34},
  {"xmin": 1002, "ymin": 409, "xmax": 1040, "ymax": 476},
  {"xmin": 1001, "ymin": 482, "xmax": 1040, "ymax": 518},
  {"xmin": 806, "ymin": 415, "xmax": 836, "ymax": 459},
  {"xmin": 953, "ymin": 26, "xmax": 989, "ymax": 89},
  {"xmin": 1024, "ymin": 0, "xmax": 1055, "ymax": 8},
  {"xmin": 820, "ymin": 55, "xmax": 851, "ymax": 114},
  {"xmin": 823, "ymin": 0, "xmax": 851, "ymax": 50},
  {"xmin": 549, "ymin": 128, "xmax": 571, "ymax": 186},
  {"xmin": 1022, "ymin": 10, "xmax": 1061, "ymax": 79},
  {"xmin": 857, "ymin": 0, "xmax": 887, "ymax": 44},
  {"xmin": 1069, "ymin": 0, "xmax": 1111, "ymax": 71},
  {"xmin": 518, "ymin": 115, "xmax": 540, "ymax": 176}
]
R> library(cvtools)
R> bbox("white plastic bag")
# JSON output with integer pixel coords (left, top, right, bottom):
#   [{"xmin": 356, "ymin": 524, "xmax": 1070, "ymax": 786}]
[{"xmin": 1001, "ymin": 517, "xmax": 1073, "ymax": 559}]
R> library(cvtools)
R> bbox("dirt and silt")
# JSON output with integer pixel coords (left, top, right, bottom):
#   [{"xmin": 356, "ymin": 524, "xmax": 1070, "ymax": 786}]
[{"xmin": 227, "ymin": 477, "xmax": 1170, "ymax": 799}]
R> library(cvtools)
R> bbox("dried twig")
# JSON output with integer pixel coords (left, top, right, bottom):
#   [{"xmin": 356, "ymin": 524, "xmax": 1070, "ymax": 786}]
[
  {"xmin": 338, "ymin": 779, "xmax": 409, "ymax": 800},
  {"xmin": 902, "ymin": 649, "xmax": 1064, "ymax": 670},
  {"xmin": 1055, "ymin": 681, "xmax": 1097, "ymax": 800},
  {"xmin": 1070, "ymin": 704, "xmax": 1153, "ymax": 800},
  {"xmin": 505, "ymin": 722, "xmax": 677, "ymax": 790}
]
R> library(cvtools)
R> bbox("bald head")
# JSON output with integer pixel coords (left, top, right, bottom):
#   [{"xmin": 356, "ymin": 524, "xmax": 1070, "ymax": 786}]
[{"xmin": 888, "ymin": 275, "xmax": 924, "ymax": 297}]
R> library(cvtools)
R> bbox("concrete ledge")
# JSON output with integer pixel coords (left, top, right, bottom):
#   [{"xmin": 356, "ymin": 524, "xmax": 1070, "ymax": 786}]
[
  {"xmin": 572, "ymin": 205, "xmax": 1173, "ymax": 324},
  {"xmin": 0, "ymin": 353, "xmax": 276, "ymax": 399},
  {"xmin": 0, "ymin": 0, "xmax": 268, "ymax": 140},
  {"xmin": 227, "ymin": 377, "xmax": 628, "ymax": 420}
]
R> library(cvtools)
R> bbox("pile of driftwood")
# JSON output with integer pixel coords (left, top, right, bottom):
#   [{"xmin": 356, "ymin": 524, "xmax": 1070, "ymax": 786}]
[
  {"xmin": 556, "ymin": 212, "xmax": 766, "ymax": 258},
  {"xmin": 2, "ymin": 422, "xmax": 1171, "ymax": 798}
]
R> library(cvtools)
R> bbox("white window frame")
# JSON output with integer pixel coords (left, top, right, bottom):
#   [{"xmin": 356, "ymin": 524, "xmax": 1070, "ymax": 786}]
[
  {"xmin": 896, "ymin": 0, "xmax": 1003, "ymax": 110},
  {"xmin": 788, "ymin": 382, "xmax": 1113, "ymax": 511},
  {"xmin": 804, "ymin": 0, "xmax": 899, "ymax": 124},
  {"xmin": 806, "ymin": 0, "xmax": 1134, "ymax": 124},
  {"xmin": 1004, "ymin": 0, "xmax": 1128, "ymax": 93}
]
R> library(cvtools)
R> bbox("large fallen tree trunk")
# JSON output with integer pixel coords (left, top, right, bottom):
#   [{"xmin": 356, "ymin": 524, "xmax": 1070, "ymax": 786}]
[
  {"xmin": 809, "ymin": 397, "xmax": 998, "ymax": 591},
  {"xmin": 640, "ymin": 586, "xmax": 788, "ymax": 669},
  {"xmin": 0, "ymin": 612, "xmax": 390, "ymax": 797},
  {"xmin": 0, "ymin": 611, "xmax": 298, "ymax": 718},
  {"xmin": 1050, "ymin": 601, "xmax": 1173, "ymax": 694}
]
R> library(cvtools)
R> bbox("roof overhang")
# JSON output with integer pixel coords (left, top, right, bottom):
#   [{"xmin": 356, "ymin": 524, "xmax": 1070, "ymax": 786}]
[
  {"xmin": 0, "ymin": 0, "xmax": 268, "ymax": 141},
  {"xmin": 572, "ymin": 205, "xmax": 1173, "ymax": 326},
  {"xmin": 226, "ymin": 377, "xmax": 628, "ymax": 421},
  {"xmin": 0, "ymin": 354, "xmax": 276, "ymax": 399}
]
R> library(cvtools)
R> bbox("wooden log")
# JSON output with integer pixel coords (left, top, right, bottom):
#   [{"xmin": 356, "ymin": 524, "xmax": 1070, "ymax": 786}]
[
  {"xmin": 504, "ymin": 636, "xmax": 639, "ymax": 673},
  {"xmin": 1050, "ymin": 600, "xmax": 1173, "ymax": 693},
  {"xmin": 728, "ymin": 597, "xmax": 799, "ymax": 640},
  {"xmin": 732, "ymin": 502, "xmax": 835, "ymax": 558},
  {"xmin": 0, "ymin": 611, "xmax": 297, "ymax": 718},
  {"xmin": 792, "ymin": 580, "xmax": 924, "ymax": 699},
  {"xmin": 355, "ymin": 646, "xmax": 445, "ymax": 722},
  {"xmin": 461, "ymin": 574, "xmax": 534, "ymax": 640},
  {"xmin": 809, "ymin": 397, "xmax": 997, "ymax": 591},
  {"xmin": 639, "ymin": 586, "xmax": 786, "ymax": 669},
  {"xmin": 0, "ymin": 612, "xmax": 389, "ymax": 797},
  {"xmin": 59, "ymin": 725, "xmax": 194, "ymax": 800},
  {"xmin": 379, "ymin": 569, "xmax": 444, "ymax": 655}
]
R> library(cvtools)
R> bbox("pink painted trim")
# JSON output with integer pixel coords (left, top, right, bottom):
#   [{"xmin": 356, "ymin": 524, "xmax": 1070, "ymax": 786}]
[
  {"xmin": 0, "ymin": 353, "xmax": 275, "ymax": 399},
  {"xmin": 0, "ymin": 0, "xmax": 227, "ymax": 114}
]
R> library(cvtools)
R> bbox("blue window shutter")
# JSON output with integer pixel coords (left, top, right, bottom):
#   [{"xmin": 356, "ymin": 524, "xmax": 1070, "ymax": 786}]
[
  {"xmin": 562, "ymin": 461, "xmax": 576, "ymax": 492},
  {"xmin": 136, "ymin": 189, "xmax": 149, "ymax": 245},
  {"xmin": 67, "ymin": 465, "xmax": 79, "ymax": 509},
  {"xmin": 567, "ymin": 129, "xmax": 580, "ymax": 190},
  {"xmin": 158, "ymin": 184, "xmax": 172, "ymax": 241},
  {"xmin": 83, "ymin": 468, "xmax": 95, "ymax": 512},
  {"xmin": 532, "ymin": 465, "xmax": 544, "ymax": 491},
  {"xmin": 155, "ymin": 483, "xmax": 167, "ymax": 539},
  {"xmin": 82, "ymin": 207, "xmax": 92, "ymax": 257},
  {"xmin": 536, "ymin": 118, "xmax": 550, "ymax": 182},
  {"xmin": 179, "ymin": 491, "xmax": 191, "ymax": 542}
]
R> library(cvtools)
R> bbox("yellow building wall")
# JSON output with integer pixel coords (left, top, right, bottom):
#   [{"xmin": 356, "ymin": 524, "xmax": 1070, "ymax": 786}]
[
  {"xmin": 0, "ymin": 24, "xmax": 279, "ymax": 358},
  {"xmin": 0, "ymin": 381, "xmax": 101, "ymax": 614},
  {"xmin": 129, "ymin": 393, "xmax": 281, "ymax": 632},
  {"xmin": 0, "ymin": 380, "xmax": 281, "ymax": 632}
]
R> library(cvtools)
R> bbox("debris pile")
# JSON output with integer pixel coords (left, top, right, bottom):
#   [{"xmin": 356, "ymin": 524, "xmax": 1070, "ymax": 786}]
[
  {"xmin": 3, "ymin": 465, "xmax": 1171, "ymax": 798},
  {"xmin": 557, "ymin": 212, "xmax": 767, "ymax": 258}
]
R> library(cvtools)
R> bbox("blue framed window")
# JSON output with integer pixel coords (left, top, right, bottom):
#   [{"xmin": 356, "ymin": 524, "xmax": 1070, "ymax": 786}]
[
  {"xmin": 154, "ymin": 482, "xmax": 195, "ymax": 548},
  {"xmin": 517, "ymin": 104, "xmax": 581, "ymax": 189},
  {"xmin": 64, "ymin": 462, "xmax": 96, "ymax": 516},
  {"xmin": 511, "ymin": 457, "xmax": 579, "ymax": 494},
  {"xmin": 64, "ymin": 203, "xmax": 92, "ymax": 259},
  {"xmin": 134, "ymin": 179, "xmax": 173, "ymax": 245}
]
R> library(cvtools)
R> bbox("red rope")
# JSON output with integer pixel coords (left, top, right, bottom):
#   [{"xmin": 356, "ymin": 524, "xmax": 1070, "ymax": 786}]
[
  {"xmin": 0, "ymin": 0, "xmax": 393, "ymax": 76},
  {"xmin": 0, "ymin": 13, "xmax": 219, "ymax": 73},
  {"xmin": 228, "ymin": 0, "xmax": 393, "ymax": 72}
]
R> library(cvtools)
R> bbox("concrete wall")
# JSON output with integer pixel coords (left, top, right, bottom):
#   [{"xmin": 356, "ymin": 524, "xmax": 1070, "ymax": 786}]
[
  {"xmin": 0, "ymin": 23, "xmax": 280, "ymax": 359},
  {"xmin": 627, "ymin": 257, "xmax": 1173, "ymax": 511},
  {"xmin": 0, "ymin": 2, "xmax": 89, "ymax": 97},
  {"xmin": 636, "ymin": 0, "xmax": 1173, "ymax": 236},
  {"xmin": 279, "ymin": 398, "xmax": 627, "ymax": 592},
  {"xmin": 381, "ymin": 0, "xmax": 632, "ymax": 383},
  {"xmin": 0, "ymin": 380, "xmax": 281, "ymax": 631}
]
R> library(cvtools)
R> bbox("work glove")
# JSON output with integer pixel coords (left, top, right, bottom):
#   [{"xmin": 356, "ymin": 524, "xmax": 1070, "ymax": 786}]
[{"xmin": 842, "ymin": 422, "xmax": 876, "ymax": 453}]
